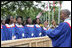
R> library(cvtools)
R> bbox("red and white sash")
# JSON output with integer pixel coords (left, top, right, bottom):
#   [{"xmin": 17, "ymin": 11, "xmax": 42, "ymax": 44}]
[
  {"xmin": 5, "ymin": 24, "xmax": 15, "ymax": 28},
  {"xmin": 64, "ymin": 20, "xmax": 71, "ymax": 29},
  {"xmin": 26, "ymin": 24, "xmax": 34, "ymax": 28},
  {"xmin": 16, "ymin": 24, "xmax": 23, "ymax": 28}
]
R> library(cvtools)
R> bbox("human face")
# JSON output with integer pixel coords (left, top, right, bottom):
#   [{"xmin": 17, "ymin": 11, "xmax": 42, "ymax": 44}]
[
  {"xmin": 36, "ymin": 18, "xmax": 40, "ymax": 24},
  {"xmin": 17, "ymin": 18, "xmax": 22, "ymax": 24},
  {"xmin": 60, "ymin": 11, "xmax": 66, "ymax": 21},
  {"xmin": 13, "ymin": 18, "xmax": 16, "ymax": 23},
  {"xmin": 28, "ymin": 18, "xmax": 32, "ymax": 24},
  {"xmin": 10, "ymin": 16, "xmax": 14, "ymax": 23}
]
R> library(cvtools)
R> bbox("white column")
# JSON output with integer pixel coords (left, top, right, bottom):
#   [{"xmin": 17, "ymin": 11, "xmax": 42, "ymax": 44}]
[
  {"xmin": 58, "ymin": 6, "xmax": 60, "ymax": 24},
  {"xmin": 52, "ymin": 9, "xmax": 54, "ymax": 20}
]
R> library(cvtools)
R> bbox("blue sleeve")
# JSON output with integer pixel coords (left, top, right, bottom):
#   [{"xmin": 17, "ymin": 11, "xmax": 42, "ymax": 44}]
[
  {"xmin": 41, "ymin": 27, "xmax": 47, "ymax": 36},
  {"xmin": 46, "ymin": 22, "xmax": 68, "ymax": 38},
  {"xmin": 46, "ymin": 29, "xmax": 54, "ymax": 33}
]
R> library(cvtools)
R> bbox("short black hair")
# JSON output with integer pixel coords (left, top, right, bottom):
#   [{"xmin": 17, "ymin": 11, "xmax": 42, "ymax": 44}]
[
  {"xmin": 5, "ymin": 15, "xmax": 14, "ymax": 24},
  {"xmin": 16, "ymin": 16, "xmax": 23, "ymax": 21}
]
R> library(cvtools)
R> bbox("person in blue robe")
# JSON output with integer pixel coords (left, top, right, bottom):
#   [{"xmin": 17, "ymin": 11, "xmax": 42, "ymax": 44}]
[
  {"xmin": 15, "ymin": 16, "xmax": 26, "ymax": 39},
  {"xmin": 34, "ymin": 24, "xmax": 42, "ymax": 37},
  {"xmin": 3, "ymin": 16, "xmax": 15, "ymax": 40},
  {"xmin": 1, "ymin": 25, "xmax": 6, "ymax": 41},
  {"xmin": 41, "ymin": 20, "xmax": 49, "ymax": 36},
  {"xmin": 44, "ymin": 9, "xmax": 71, "ymax": 47},
  {"xmin": 24, "ymin": 17, "xmax": 35, "ymax": 38},
  {"xmin": 33, "ymin": 18, "xmax": 42, "ymax": 37},
  {"xmin": 41, "ymin": 27, "xmax": 47, "ymax": 36}
]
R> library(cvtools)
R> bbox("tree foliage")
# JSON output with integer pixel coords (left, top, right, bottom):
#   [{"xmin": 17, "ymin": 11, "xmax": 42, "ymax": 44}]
[{"xmin": 1, "ymin": 1, "xmax": 63, "ymax": 24}]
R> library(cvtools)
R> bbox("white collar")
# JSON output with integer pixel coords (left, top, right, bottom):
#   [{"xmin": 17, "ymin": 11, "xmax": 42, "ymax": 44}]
[
  {"xmin": 35, "ymin": 24, "xmax": 40, "ymax": 27},
  {"xmin": 43, "ymin": 27, "xmax": 47, "ymax": 30},
  {"xmin": 26, "ymin": 24, "xmax": 34, "ymax": 27},
  {"xmin": 5, "ymin": 23, "xmax": 15, "ymax": 27},
  {"xmin": 16, "ymin": 24, "xmax": 23, "ymax": 27}
]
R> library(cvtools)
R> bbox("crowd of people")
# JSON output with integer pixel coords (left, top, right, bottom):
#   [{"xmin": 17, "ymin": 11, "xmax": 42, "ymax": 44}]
[
  {"xmin": 1, "ymin": 9, "xmax": 71, "ymax": 47},
  {"xmin": 1, "ymin": 15, "xmax": 56, "ymax": 41}
]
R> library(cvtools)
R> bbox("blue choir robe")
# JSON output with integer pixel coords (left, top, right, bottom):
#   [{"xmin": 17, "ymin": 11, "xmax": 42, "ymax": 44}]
[
  {"xmin": 3, "ymin": 23, "xmax": 15, "ymax": 40},
  {"xmin": 34, "ymin": 24, "xmax": 42, "ymax": 37},
  {"xmin": 15, "ymin": 24, "xmax": 26, "ymax": 39},
  {"xmin": 46, "ymin": 19, "xmax": 71, "ymax": 47},
  {"xmin": 41, "ymin": 27, "xmax": 47, "ymax": 36},
  {"xmin": 24, "ymin": 24, "xmax": 35, "ymax": 38},
  {"xmin": 1, "ymin": 25, "xmax": 6, "ymax": 41}
]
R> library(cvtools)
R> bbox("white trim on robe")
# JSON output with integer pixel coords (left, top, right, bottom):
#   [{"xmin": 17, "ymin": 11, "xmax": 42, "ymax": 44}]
[
  {"xmin": 35, "ymin": 24, "xmax": 40, "ymax": 28},
  {"xmin": 5, "ymin": 23, "xmax": 15, "ymax": 27},
  {"xmin": 43, "ymin": 27, "xmax": 47, "ymax": 30},
  {"xmin": 15, "ymin": 24, "xmax": 23, "ymax": 27},
  {"xmin": 64, "ymin": 18, "xmax": 71, "ymax": 27},
  {"xmin": 64, "ymin": 20, "xmax": 71, "ymax": 27},
  {"xmin": 26, "ymin": 24, "xmax": 34, "ymax": 27}
]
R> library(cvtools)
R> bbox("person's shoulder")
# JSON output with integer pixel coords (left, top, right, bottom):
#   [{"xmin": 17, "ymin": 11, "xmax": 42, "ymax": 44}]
[
  {"xmin": 59, "ymin": 22, "xmax": 68, "ymax": 25},
  {"xmin": 35, "ymin": 24, "xmax": 41, "ymax": 27},
  {"xmin": 25, "ymin": 24, "xmax": 34, "ymax": 28},
  {"xmin": 59, "ymin": 22, "xmax": 70, "ymax": 28}
]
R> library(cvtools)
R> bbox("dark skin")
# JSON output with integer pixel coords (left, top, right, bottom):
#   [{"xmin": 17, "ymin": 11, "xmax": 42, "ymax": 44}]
[
  {"xmin": 9, "ymin": 16, "xmax": 14, "ymax": 25},
  {"xmin": 44, "ymin": 21, "xmax": 48, "ymax": 28},
  {"xmin": 23, "ymin": 21, "xmax": 26, "ymax": 25},
  {"xmin": 9, "ymin": 16, "xmax": 15, "ymax": 39},
  {"xmin": 44, "ymin": 10, "xmax": 67, "ymax": 29},
  {"xmin": 13, "ymin": 18, "xmax": 16, "ymax": 24},
  {"xmin": 51, "ymin": 20, "xmax": 56, "ymax": 27},
  {"xmin": 2, "ymin": 20, "xmax": 5, "ymax": 25},
  {"xmin": 60, "ymin": 11, "xmax": 69, "ymax": 21},
  {"xmin": 36, "ymin": 18, "xmax": 40, "ymax": 24},
  {"xmin": 27, "ymin": 18, "xmax": 32, "ymax": 24},
  {"xmin": 17, "ymin": 18, "xmax": 22, "ymax": 25}
]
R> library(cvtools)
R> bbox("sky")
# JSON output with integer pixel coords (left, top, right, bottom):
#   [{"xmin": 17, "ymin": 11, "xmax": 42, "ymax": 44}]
[
  {"xmin": 61, "ymin": 1, "xmax": 71, "ymax": 18},
  {"xmin": 61, "ymin": 1, "xmax": 71, "ymax": 12}
]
